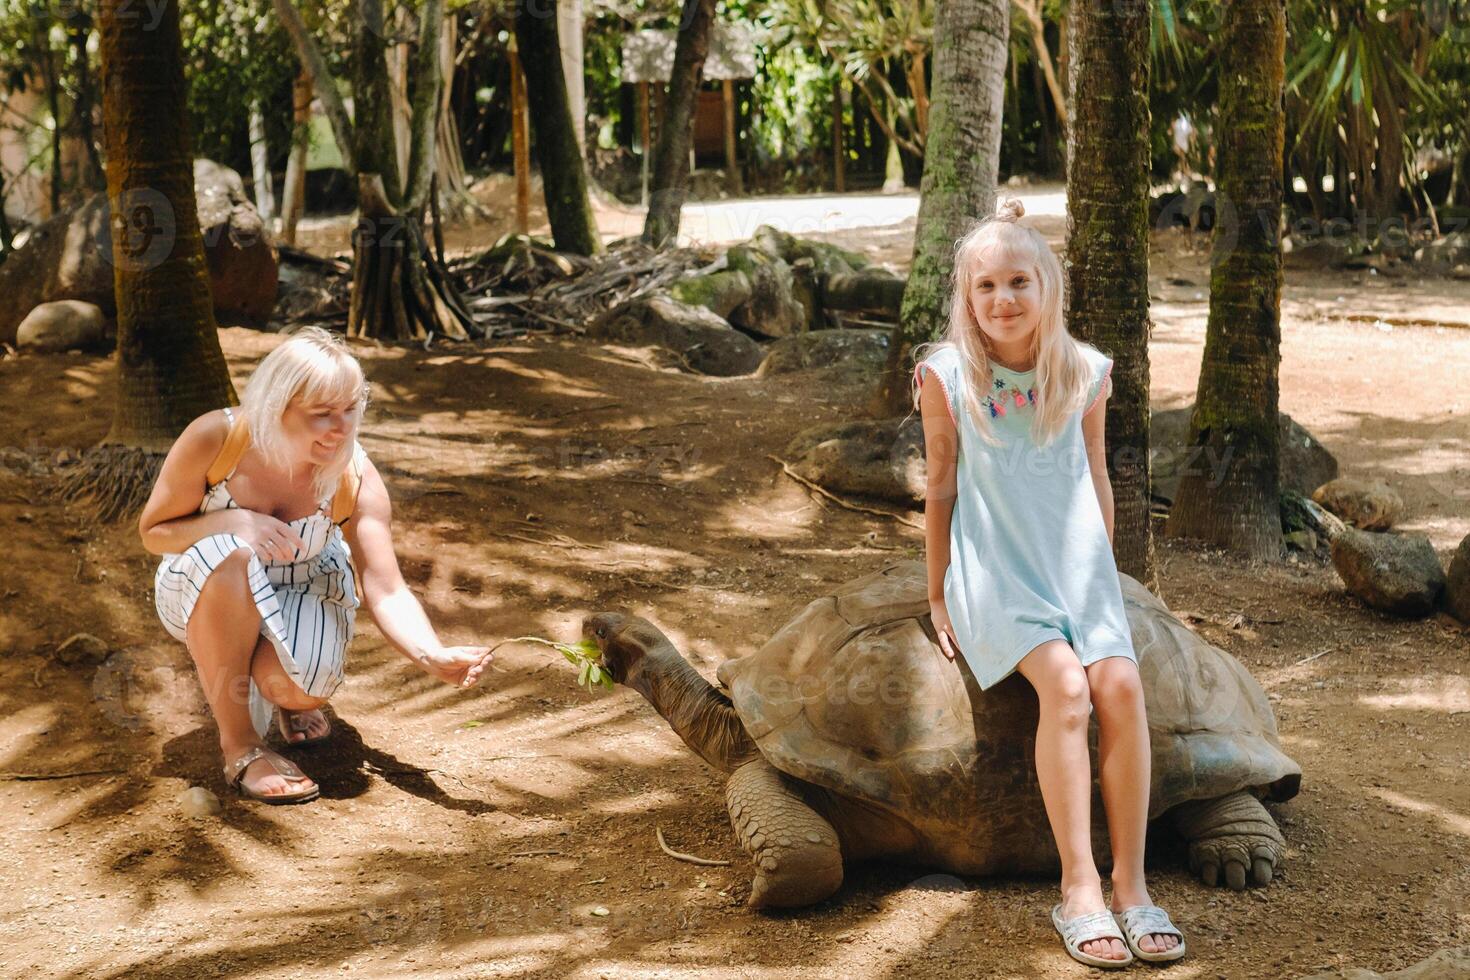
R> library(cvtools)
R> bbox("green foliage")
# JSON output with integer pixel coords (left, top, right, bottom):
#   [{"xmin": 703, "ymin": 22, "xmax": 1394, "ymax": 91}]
[{"xmin": 500, "ymin": 635, "xmax": 614, "ymax": 692}]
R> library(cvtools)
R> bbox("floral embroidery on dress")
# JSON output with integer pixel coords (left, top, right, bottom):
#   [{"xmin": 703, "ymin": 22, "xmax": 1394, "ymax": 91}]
[{"xmin": 985, "ymin": 380, "xmax": 1037, "ymax": 418}]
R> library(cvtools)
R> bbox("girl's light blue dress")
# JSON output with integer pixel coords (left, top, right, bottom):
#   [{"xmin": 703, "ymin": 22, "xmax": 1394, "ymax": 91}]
[{"xmin": 914, "ymin": 343, "xmax": 1136, "ymax": 689}]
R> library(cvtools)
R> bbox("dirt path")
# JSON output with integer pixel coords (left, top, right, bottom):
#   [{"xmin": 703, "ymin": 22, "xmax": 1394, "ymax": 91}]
[{"xmin": 1, "ymin": 200, "xmax": 1467, "ymax": 979}]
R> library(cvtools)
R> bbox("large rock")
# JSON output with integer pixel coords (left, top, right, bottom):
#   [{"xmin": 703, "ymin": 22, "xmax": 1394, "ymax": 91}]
[
  {"xmin": 589, "ymin": 294, "xmax": 763, "ymax": 376},
  {"xmin": 0, "ymin": 158, "xmax": 278, "ymax": 344},
  {"xmin": 1445, "ymin": 533, "xmax": 1470, "ymax": 622},
  {"xmin": 749, "ymin": 225, "xmax": 869, "ymax": 278},
  {"xmin": 757, "ymin": 328, "xmax": 890, "ymax": 379},
  {"xmin": 784, "ymin": 417, "xmax": 925, "ymax": 506},
  {"xmin": 1151, "ymin": 407, "xmax": 1338, "ymax": 503},
  {"xmin": 821, "ymin": 269, "xmax": 907, "ymax": 316},
  {"xmin": 726, "ymin": 245, "xmax": 806, "ymax": 339},
  {"xmin": 1312, "ymin": 476, "xmax": 1404, "ymax": 531},
  {"xmin": 1299, "ymin": 947, "xmax": 1470, "ymax": 980},
  {"xmin": 669, "ymin": 269, "xmax": 753, "ymax": 320},
  {"xmin": 1330, "ymin": 528, "xmax": 1446, "ymax": 617},
  {"xmin": 14, "ymin": 300, "xmax": 106, "ymax": 352}
]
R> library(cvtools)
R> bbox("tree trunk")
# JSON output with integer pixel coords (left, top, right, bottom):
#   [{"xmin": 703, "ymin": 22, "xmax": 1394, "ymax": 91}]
[
  {"xmin": 1065, "ymin": 0, "xmax": 1152, "ymax": 581},
  {"xmin": 249, "ymin": 101, "xmax": 276, "ymax": 221},
  {"xmin": 514, "ymin": 0, "xmax": 602, "ymax": 255},
  {"xmin": 1166, "ymin": 0, "xmax": 1285, "ymax": 560},
  {"xmin": 641, "ymin": 0, "xmax": 717, "ymax": 248},
  {"xmin": 71, "ymin": 17, "xmax": 106, "ymax": 192},
  {"xmin": 872, "ymin": 0, "xmax": 1009, "ymax": 416},
  {"xmin": 558, "ymin": 0, "xmax": 586, "ymax": 158},
  {"xmin": 279, "ymin": 68, "xmax": 312, "ymax": 246},
  {"xmin": 84, "ymin": 0, "xmax": 236, "ymax": 518}
]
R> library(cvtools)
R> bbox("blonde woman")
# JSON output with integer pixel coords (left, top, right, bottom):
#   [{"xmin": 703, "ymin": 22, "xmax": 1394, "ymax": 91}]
[
  {"xmin": 913, "ymin": 201, "xmax": 1184, "ymax": 966},
  {"xmin": 140, "ymin": 328, "xmax": 492, "ymax": 804}
]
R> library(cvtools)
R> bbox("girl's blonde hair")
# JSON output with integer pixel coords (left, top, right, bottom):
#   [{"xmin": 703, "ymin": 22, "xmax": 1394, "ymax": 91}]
[
  {"xmin": 239, "ymin": 326, "xmax": 369, "ymax": 499},
  {"xmin": 914, "ymin": 198, "xmax": 1093, "ymax": 446}
]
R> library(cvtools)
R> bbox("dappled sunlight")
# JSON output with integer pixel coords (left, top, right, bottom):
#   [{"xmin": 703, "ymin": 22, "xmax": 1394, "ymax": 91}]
[
  {"xmin": 1370, "ymin": 788, "xmax": 1470, "ymax": 838},
  {"xmin": 1359, "ymin": 676, "xmax": 1470, "ymax": 715}
]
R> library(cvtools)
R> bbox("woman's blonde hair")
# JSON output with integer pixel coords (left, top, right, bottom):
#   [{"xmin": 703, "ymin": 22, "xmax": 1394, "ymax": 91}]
[
  {"xmin": 239, "ymin": 326, "xmax": 368, "ymax": 499},
  {"xmin": 914, "ymin": 198, "xmax": 1093, "ymax": 446}
]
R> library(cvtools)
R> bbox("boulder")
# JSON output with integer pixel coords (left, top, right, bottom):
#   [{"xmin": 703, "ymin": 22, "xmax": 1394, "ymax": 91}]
[
  {"xmin": 1312, "ymin": 476, "xmax": 1404, "ymax": 531},
  {"xmin": 749, "ymin": 225, "xmax": 869, "ymax": 277},
  {"xmin": 821, "ymin": 269, "xmax": 907, "ymax": 317},
  {"xmin": 1151, "ymin": 407, "xmax": 1338, "ymax": 503},
  {"xmin": 1299, "ymin": 946, "xmax": 1470, "ymax": 980},
  {"xmin": 1445, "ymin": 533, "xmax": 1470, "ymax": 622},
  {"xmin": 726, "ymin": 245, "xmax": 807, "ymax": 339},
  {"xmin": 783, "ymin": 417, "xmax": 925, "ymax": 506},
  {"xmin": 15, "ymin": 300, "xmax": 106, "ymax": 352},
  {"xmin": 0, "ymin": 158, "xmax": 278, "ymax": 344},
  {"xmin": 757, "ymin": 329, "xmax": 890, "ymax": 379},
  {"xmin": 589, "ymin": 294, "xmax": 763, "ymax": 377},
  {"xmin": 1330, "ymin": 528, "xmax": 1446, "ymax": 617},
  {"xmin": 669, "ymin": 269, "xmax": 753, "ymax": 320}
]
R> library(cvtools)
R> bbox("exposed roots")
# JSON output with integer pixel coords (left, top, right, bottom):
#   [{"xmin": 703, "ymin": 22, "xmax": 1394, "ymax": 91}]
[{"xmin": 57, "ymin": 445, "xmax": 163, "ymax": 523}]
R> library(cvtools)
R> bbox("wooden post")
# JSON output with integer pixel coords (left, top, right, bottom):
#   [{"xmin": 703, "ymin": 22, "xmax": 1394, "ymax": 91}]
[
  {"xmin": 722, "ymin": 78, "xmax": 741, "ymax": 195},
  {"xmin": 638, "ymin": 80, "xmax": 650, "ymax": 206},
  {"xmin": 832, "ymin": 77, "xmax": 846, "ymax": 193},
  {"xmin": 510, "ymin": 39, "xmax": 530, "ymax": 235},
  {"xmin": 280, "ymin": 67, "xmax": 312, "ymax": 246}
]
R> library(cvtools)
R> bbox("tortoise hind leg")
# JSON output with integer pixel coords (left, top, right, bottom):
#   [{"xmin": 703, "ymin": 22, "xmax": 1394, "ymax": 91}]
[
  {"xmin": 1171, "ymin": 790, "xmax": 1285, "ymax": 890},
  {"xmin": 726, "ymin": 759, "xmax": 843, "ymax": 909}
]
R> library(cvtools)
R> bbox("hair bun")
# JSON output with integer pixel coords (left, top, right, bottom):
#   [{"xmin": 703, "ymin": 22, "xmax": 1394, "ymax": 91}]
[{"xmin": 994, "ymin": 198, "xmax": 1026, "ymax": 222}]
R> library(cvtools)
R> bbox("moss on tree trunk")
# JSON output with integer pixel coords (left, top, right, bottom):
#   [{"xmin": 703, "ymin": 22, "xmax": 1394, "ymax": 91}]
[
  {"xmin": 514, "ymin": 1, "xmax": 601, "ymax": 257},
  {"xmin": 642, "ymin": 0, "xmax": 717, "ymax": 249},
  {"xmin": 1166, "ymin": 0, "xmax": 1286, "ymax": 560},
  {"xmin": 872, "ymin": 0, "xmax": 1009, "ymax": 417},
  {"xmin": 1065, "ymin": 0, "xmax": 1153, "ymax": 580}
]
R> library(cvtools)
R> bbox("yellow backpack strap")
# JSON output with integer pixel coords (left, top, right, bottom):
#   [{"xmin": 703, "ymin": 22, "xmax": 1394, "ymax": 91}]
[
  {"xmin": 205, "ymin": 408, "xmax": 250, "ymax": 486},
  {"xmin": 331, "ymin": 443, "xmax": 365, "ymax": 525}
]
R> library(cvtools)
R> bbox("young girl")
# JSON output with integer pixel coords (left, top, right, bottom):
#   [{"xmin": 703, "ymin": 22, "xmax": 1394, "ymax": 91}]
[
  {"xmin": 913, "ymin": 200, "xmax": 1185, "ymax": 967},
  {"xmin": 140, "ymin": 328, "xmax": 494, "ymax": 805}
]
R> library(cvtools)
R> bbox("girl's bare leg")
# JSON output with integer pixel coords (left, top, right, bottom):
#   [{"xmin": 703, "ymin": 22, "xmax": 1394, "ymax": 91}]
[
  {"xmin": 185, "ymin": 550, "xmax": 317, "ymax": 797},
  {"xmin": 1088, "ymin": 655, "xmax": 1179, "ymax": 955},
  {"xmin": 249, "ymin": 638, "xmax": 330, "ymax": 741},
  {"xmin": 1017, "ymin": 640, "xmax": 1127, "ymax": 962}
]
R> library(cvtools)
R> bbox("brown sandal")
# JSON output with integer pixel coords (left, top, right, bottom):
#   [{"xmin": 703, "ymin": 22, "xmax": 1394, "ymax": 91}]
[{"xmin": 223, "ymin": 746, "xmax": 320, "ymax": 805}]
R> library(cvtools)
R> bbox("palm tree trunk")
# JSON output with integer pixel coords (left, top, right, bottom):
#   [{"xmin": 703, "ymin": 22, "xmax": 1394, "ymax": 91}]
[
  {"xmin": 1165, "ymin": 0, "xmax": 1285, "ymax": 560},
  {"xmin": 1065, "ymin": 0, "xmax": 1152, "ymax": 580},
  {"xmin": 514, "ymin": 0, "xmax": 602, "ymax": 255},
  {"xmin": 872, "ymin": 0, "xmax": 1009, "ymax": 416},
  {"xmin": 642, "ymin": 0, "xmax": 717, "ymax": 248},
  {"xmin": 80, "ymin": 0, "xmax": 236, "ymax": 519}
]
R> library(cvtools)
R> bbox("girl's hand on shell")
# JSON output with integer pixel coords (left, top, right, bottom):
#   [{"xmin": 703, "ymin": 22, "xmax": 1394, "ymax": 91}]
[
  {"xmin": 928, "ymin": 599, "xmax": 960, "ymax": 661},
  {"xmin": 231, "ymin": 510, "xmax": 308, "ymax": 563},
  {"xmin": 418, "ymin": 645, "xmax": 495, "ymax": 688}
]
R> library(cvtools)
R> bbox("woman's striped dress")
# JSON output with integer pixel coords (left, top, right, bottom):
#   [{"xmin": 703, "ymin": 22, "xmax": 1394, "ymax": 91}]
[{"xmin": 153, "ymin": 433, "xmax": 361, "ymax": 738}]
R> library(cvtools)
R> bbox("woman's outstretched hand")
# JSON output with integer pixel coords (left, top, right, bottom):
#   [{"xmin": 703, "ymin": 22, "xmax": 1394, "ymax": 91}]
[
  {"xmin": 417, "ymin": 645, "xmax": 495, "ymax": 687},
  {"xmin": 928, "ymin": 599, "xmax": 960, "ymax": 661}
]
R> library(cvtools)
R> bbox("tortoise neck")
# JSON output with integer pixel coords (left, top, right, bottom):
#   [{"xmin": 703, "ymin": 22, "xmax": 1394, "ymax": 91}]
[{"xmin": 627, "ymin": 640, "xmax": 758, "ymax": 773}]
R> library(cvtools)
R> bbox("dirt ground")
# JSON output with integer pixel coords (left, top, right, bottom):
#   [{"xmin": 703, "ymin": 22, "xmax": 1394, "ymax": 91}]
[{"xmin": 1, "ymin": 187, "xmax": 1468, "ymax": 979}]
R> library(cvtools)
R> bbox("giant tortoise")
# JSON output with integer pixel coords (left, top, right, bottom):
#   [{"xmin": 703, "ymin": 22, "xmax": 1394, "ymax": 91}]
[{"xmin": 585, "ymin": 561, "xmax": 1301, "ymax": 909}]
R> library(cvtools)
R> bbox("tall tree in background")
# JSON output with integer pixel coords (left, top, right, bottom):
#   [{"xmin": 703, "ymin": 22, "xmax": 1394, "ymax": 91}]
[
  {"xmin": 642, "ymin": 0, "xmax": 716, "ymax": 248},
  {"xmin": 1065, "ymin": 0, "xmax": 1153, "ymax": 581},
  {"xmin": 515, "ymin": 0, "xmax": 601, "ymax": 255},
  {"xmin": 1167, "ymin": 0, "xmax": 1286, "ymax": 560},
  {"xmin": 67, "ymin": 0, "xmax": 236, "ymax": 519},
  {"xmin": 871, "ymin": 0, "xmax": 1008, "ymax": 416},
  {"xmin": 273, "ymin": 0, "xmax": 473, "ymax": 340}
]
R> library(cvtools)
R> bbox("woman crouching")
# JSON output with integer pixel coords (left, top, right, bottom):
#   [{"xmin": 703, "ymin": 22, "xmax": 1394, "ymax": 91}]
[{"xmin": 139, "ymin": 327, "xmax": 492, "ymax": 804}]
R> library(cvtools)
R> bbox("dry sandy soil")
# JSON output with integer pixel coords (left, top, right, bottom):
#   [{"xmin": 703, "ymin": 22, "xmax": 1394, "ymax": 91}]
[{"xmin": 1, "ymin": 187, "xmax": 1468, "ymax": 979}]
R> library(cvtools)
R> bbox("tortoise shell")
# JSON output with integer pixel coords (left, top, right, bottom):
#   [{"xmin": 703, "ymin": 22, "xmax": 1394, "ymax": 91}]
[{"xmin": 714, "ymin": 561, "xmax": 1301, "ymax": 874}]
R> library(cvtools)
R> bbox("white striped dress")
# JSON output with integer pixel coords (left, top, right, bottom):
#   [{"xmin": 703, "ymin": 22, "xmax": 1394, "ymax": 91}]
[{"xmin": 153, "ymin": 420, "xmax": 361, "ymax": 737}]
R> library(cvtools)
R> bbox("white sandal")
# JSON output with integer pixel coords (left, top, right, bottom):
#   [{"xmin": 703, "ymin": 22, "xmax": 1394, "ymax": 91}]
[
  {"xmin": 1113, "ymin": 904, "xmax": 1187, "ymax": 963},
  {"xmin": 223, "ymin": 746, "xmax": 320, "ymax": 805},
  {"xmin": 1051, "ymin": 904, "xmax": 1133, "ymax": 969}
]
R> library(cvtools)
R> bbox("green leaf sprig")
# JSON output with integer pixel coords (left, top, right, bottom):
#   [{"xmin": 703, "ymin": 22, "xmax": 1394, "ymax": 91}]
[{"xmin": 496, "ymin": 636, "xmax": 613, "ymax": 692}]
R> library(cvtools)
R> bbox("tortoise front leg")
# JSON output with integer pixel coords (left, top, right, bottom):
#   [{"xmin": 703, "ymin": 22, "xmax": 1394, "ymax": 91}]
[
  {"xmin": 1170, "ymin": 790, "xmax": 1285, "ymax": 889},
  {"xmin": 726, "ymin": 759, "xmax": 844, "ymax": 909}
]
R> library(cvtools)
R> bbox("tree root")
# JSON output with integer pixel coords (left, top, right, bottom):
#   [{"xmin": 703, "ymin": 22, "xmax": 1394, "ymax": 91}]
[{"xmin": 56, "ymin": 445, "xmax": 164, "ymax": 523}]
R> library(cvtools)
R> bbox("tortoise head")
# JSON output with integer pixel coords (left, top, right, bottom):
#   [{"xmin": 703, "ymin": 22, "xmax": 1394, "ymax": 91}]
[{"xmin": 581, "ymin": 611, "xmax": 671, "ymax": 686}]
